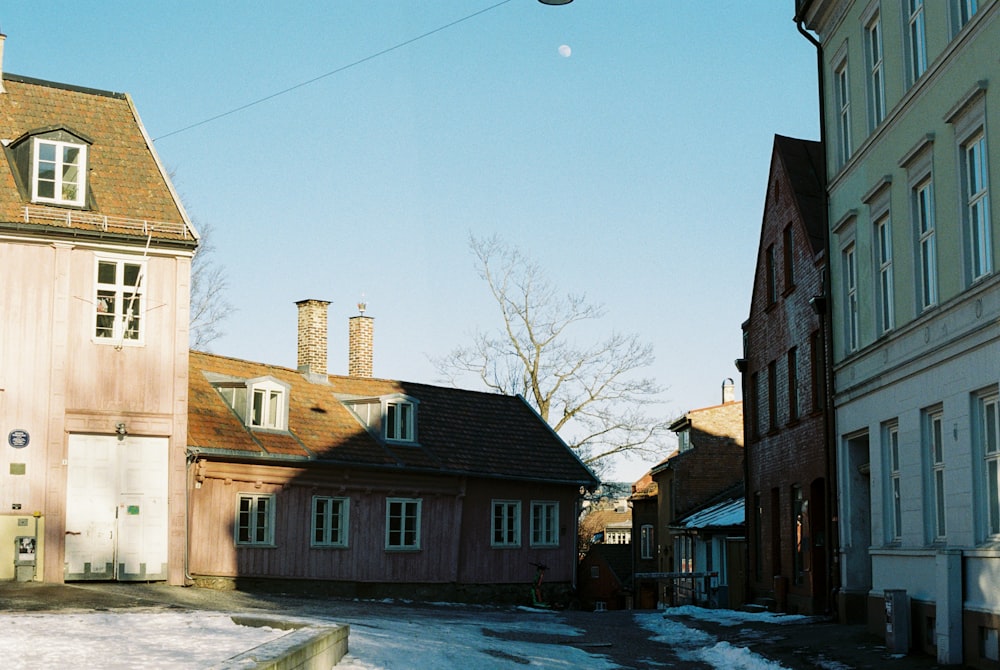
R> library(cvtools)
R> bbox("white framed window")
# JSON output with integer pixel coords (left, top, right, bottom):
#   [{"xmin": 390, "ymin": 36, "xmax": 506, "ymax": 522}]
[
  {"xmin": 386, "ymin": 498, "xmax": 421, "ymax": 550},
  {"xmin": 247, "ymin": 378, "xmax": 289, "ymax": 430},
  {"xmin": 677, "ymin": 429, "xmax": 691, "ymax": 452},
  {"xmin": 864, "ymin": 8, "xmax": 886, "ymax": 130},
  {"xmin": 834, "ymin": 56, "xmax": 852, "ymax": 167},
  {"xmin": 915, "ymin": 178, "xmax": 938, "ymax": 309},
  {"xmin": 875, "ymin": 215, "xmax": 894, "ymax": 333},
  {"xmin": 236, "ymin": 493, "xmax": 275, "ymax": 546},
  {"xmin": 963, "ymin": 131, "xmax": 992, "ymax": 282},
  {"xmin": 923, "ymin": 408, "xmax": 946, "ymax": 542},
  {"xmin": 640, "ymin": 524, "xmax": 654, "ymax": 560},
  {"xmin": 32, "ymin": 137, "xmax": 87, "ymax": 207},
  {"xmin": 384, "ymin": 397, "xmax": 416, "ymax": 443},
  {"xmin": 491, "ymin": 500, "xmax": 521, "ymax": 547},
  {"xmin": 311, "ymin": 496, "xmax": 349, "ymax": 548},
  {"xmin": 951, "ymin": 0, "xmax": 979, "ymax": 36},
  {"xmin": 884, "ymin": 421, "xmax": 902, "ymax": 542},
  {"xmin": 530, "ymin": 501, "xmax": 559, "ymax": 547},
  {"xmin": 905, "ymin": 0, "xmax": 927, "ymax": 86},
  {"xmin": 843, "ymin": 243, "xmax": 859, "ymax": 353},
  {"xmin": 676, "ymin": 535, "xmax": 693, "ymax": 573},
  {"xmin": 976, "ymin": 391, "xmax": 1000, "ymax": 540},
  {"xmin": 94, "ymin": 256, "xmax": 145, "ymax": 344}
]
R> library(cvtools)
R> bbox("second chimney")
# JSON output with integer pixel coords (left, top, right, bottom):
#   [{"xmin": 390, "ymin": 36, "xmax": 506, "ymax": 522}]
[
  {"xmin": 296, "ymin": 299, "xmax": 330, "ymax": 376},
  {"xmin": 348, "ymin": 308, "xmax": 374, "ymax": 378},
  {"xmin": 722, "ymin": 377, "xmax": 736, "ymax": 404}
]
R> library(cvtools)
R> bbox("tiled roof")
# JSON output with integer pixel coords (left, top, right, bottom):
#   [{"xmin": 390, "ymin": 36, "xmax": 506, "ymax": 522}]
[
  {"xmin": 188, "ymin": 350, "xmax": 599, "ymax": 486},
  {"xmin": 585, "ymin": 508, "xmax": 632, "ymax": 531},
  {"xmin": 0, "ymin": 74, "xmax": 195, "ymax": 244}
]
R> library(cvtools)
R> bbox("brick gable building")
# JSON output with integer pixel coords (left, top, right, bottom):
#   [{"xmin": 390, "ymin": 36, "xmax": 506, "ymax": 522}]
[{"xmin": 739, "ymin": 134, "xmax": 831, "ymax": 615}]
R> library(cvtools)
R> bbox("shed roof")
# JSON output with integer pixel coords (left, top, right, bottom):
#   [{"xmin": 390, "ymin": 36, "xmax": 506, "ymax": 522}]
[{"xmin": 673, "ymin": 496, "xmax": 745, "ymax": 530}]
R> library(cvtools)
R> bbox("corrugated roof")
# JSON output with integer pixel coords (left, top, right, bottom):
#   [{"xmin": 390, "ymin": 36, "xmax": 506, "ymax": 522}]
[
  {"xmin": 674, "ymin": 496, "xmax": 745, "ymax": 530},
  {"xmin": 188, "ymin": 350, "xmax": 599, "ymax": 486}
]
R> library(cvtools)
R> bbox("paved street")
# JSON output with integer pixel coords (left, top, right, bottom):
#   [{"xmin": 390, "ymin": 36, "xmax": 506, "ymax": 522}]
[{"xmin": 0, "ymin": 582, "xmax": 958, "ymax": 669}]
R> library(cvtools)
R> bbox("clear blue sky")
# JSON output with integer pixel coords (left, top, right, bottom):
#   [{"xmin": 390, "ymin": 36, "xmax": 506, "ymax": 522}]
[{"xmin": 2, "ymin": 1, "xmax": 818, "ymax": 481}]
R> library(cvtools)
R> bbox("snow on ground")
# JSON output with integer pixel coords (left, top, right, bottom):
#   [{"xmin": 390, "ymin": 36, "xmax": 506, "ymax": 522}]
[
  {"xmin": 0, "ymin": 602, "xmax": 827, "ymax": 669},
  {"xmin": 0, "ymin": 611, "xmax": 287, "ymax": 669},
  {"xmin": 636, "ymin": 606, "xmax": 822, "ymax": 670},
  {"xmin": 332, "ymin": 609, "xmax": 617, "ymax": 670}
]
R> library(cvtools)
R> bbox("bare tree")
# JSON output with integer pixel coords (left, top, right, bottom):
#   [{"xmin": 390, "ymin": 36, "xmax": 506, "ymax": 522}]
[
  {"xmin": 435, "ymin": 235, "xmax": 670, "ymax": 473},
  {"xmin": 189, "ymin": 221, "xmax": 235, "ymax": 349}
]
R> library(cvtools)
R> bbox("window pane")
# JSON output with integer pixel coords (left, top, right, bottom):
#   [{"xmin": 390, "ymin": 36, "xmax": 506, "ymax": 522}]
[
  {"xmin": 252, "ymin": 390, "xmax": 264, "ymax": 426},
  {"xmin": 98, "ymin": 261, "xmax": 117, "ymax": 285},
  {"xmin": 989, "ymin": 460, "xmax": 999, "ymax": 536},
  {"xmin": 987, "ymin": 401, "xmax": 998, "ymax": 453},
  {"xmin": 38, "ymin": 142, "xmax": 55, "ymax": 162},
  {"xmin": 123, "ymin": 263, "xmax": 141, "ymax": 287},
  {"xmin": 935, "ymin": 469, "xmax": 946, "ymax": 536}
]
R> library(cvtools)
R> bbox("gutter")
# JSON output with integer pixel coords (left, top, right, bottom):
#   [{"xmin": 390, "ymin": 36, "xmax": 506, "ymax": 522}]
[{"xmin": 795, "ymin": 4, "xmax": 841, "ymax": 613}]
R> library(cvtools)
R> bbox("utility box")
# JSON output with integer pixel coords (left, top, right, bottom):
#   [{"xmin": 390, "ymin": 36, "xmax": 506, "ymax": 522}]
[
  {"xmin": 14, "ymin": 536, "xmax": 36, "ymax": 582},
  {"xmin": 884, "ymin": 589, "xmax": 910, "ymax": 654}
]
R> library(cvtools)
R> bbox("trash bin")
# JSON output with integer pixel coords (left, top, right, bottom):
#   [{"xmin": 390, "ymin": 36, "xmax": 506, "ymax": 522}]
[{"xmin": 884, "ymin": 589, "xmax": 910, "ymax": 654}]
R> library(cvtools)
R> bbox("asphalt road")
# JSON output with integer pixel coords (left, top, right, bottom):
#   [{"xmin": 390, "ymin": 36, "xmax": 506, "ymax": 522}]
[{"xmin": 0, "ymin": 581, "xmax": 955, "ymax": 669}]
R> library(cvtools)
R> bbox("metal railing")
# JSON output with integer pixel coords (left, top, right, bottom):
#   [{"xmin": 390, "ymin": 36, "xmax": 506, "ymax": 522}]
[{"xmin": 23, "ymin": 205, "xmax": 190, "ymax": 239}]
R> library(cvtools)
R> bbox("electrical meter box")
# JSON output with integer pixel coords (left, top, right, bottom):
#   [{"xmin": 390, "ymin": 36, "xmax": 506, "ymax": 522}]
[
  {"xmin": 14, "ymin": 536, "xmax": 36, "ymax": 582},
  {"xmin": 884, "ymin": 589, "xmax": 910, "ymax": 654}
]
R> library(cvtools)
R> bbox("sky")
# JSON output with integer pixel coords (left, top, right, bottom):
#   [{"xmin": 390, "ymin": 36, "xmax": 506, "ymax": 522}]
[
  {"xmin": 0, "ymin": 603, "xmax": 814, "ymax": 669},
  {"xmin": 1, "ymin": 2, "xmax": 819, "ymax": 482}
]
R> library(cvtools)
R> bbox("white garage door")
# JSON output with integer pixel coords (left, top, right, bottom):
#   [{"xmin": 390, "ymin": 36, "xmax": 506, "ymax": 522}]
[{"xmin": 65, "ymin": 434, "xmax": 169, "ymax": 581}]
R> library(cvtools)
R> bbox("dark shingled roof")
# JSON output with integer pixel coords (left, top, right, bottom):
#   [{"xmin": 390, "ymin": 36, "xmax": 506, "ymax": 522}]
[
  {"xmin": 0, "ymin": 73, "xmax": 196, "ymax": 245},
  {"xmin": 188, "ymin": 350, "xmax": 599, "ymax": 487},
  {"xmin": 772, "ymin": 134, "xmax": 827, "ymax": 256}
]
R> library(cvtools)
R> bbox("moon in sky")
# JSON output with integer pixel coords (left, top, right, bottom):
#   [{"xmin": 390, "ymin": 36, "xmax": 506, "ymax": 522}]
[{"xmin": 558, "ymin": 44, "xmax": 571, "ymax": 58}]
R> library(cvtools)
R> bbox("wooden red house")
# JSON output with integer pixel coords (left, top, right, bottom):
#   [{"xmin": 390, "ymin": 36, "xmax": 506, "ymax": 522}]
[{"xmin": 186, "ymin": 300, "xmax": 598, "ymax": 602}]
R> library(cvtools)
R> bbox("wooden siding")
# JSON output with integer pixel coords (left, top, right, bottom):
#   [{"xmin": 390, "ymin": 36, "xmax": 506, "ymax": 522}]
[
  {"xmin": 0, "ymin": 238, "xmax": 191, "ymax": 583},
  {"xmin": 188, "ymin": 460, "xmax": 581, "ymax": 587}
]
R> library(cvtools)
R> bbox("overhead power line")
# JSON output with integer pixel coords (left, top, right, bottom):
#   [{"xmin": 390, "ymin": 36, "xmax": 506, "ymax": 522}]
[{"xmin": 154, "ymin": 0, "xmax": 513, "ymax": 141}]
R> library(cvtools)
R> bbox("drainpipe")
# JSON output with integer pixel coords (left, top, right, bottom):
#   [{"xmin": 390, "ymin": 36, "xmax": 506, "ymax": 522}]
[{"xmin": 796, "ymin": 3, "xmax": 840, "ymax": 614}]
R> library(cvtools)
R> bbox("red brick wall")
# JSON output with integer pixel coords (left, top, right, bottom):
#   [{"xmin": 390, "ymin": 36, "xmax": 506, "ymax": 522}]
[{"xmin": 742, "ymin": 140, "xmax": 831, "ymax": 614}]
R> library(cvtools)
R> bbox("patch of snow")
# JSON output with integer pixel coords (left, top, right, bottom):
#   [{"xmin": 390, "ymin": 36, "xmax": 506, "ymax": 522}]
[
  {"xmin": 0, "ymin": 611, "xmax": 287, "ymax": 669},
  {"xmin": 685, "ymin": 641, "xmax": 788, "ymax": 669},
  {"xmin": 636, "ymin": 611, "xmax": 792, "ymax": 670},
  {"xmin": 663, "ymin": 604, "xmax": 817, "ymax": 627}
]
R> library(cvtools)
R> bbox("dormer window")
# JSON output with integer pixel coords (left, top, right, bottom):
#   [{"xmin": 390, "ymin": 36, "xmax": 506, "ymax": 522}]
[
  {"xmin": 677, "ymin": 429, "xmax": 691, "ymax": 453},
  {"xmin": 214, "ymin": 376, "xmax": 290, "ymax": 431},
  {"xmin": 385, "ymin": 399, "xmax": 415, "ymax": 442},
  {"xmin": 342, "ymin": 394, "xmax": 418, "ymax": 444},
  {"xmin": 33, "ymin": 137, "xmax": 87, "ymax": 207},
  {"xmin": 249, "ymin": 379, "xmax": 288, "ymax": 430}
]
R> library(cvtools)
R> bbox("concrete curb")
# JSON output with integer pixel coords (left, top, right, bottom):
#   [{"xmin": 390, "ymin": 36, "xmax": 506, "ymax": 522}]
[{"xmin": 209, "ymin": 616, "xmax": 349, "ymax": 670}]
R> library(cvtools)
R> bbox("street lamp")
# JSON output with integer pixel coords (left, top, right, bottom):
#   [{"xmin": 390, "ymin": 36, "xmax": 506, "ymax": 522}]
[{"xmin": 538, "ymin": 0, "xmax": 573, "ymax": 4}]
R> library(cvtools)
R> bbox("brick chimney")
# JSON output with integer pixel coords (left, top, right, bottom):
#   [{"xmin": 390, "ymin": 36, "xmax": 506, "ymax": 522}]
[
  {"xmin": 348, "ymin": 303, "xmax": 374, "ymax": 378},
  {"xmin": 296, "ymin": 299, "xmax": 330, "ymax": 377},
  {"xmin": 722, "ymin": 378, "xmax": 736, "ymax": 404}
]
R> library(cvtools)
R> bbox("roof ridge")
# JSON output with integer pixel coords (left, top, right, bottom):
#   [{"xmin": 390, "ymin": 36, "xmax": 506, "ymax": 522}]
[{"xmin": 2, "ymin": 72, "xmax": 126, "ymax": 99}]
